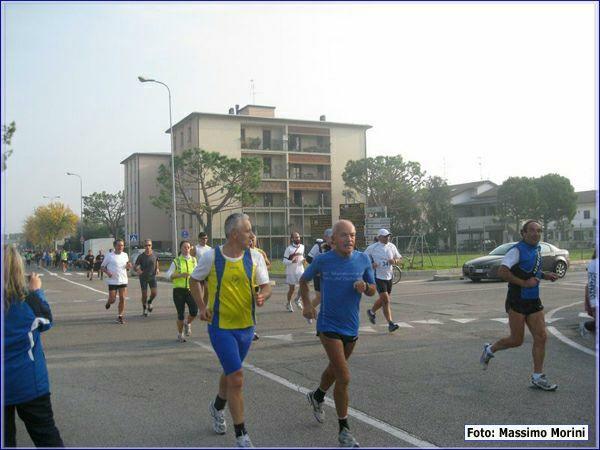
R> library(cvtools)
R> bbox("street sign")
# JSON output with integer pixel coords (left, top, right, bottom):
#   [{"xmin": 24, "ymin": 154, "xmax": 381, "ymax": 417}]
[
  {"xmin": 129, "ymin": 233, "xmax": 138, "ymax": 242},
  {"xmin": 181, "ymin": 230, "xmax": 189, "ymax": 239},
  {"xmin": 366, "ymin": 218, "xmax": 391, "ymax": 228}
]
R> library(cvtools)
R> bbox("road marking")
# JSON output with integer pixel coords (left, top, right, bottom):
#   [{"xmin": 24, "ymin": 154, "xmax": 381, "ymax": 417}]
[
  {"xmin": 377, "ymin": 322, "xmax": 413, "ymax": 328},
  {"xmin": 411, "ymin": 319, "xmax": 443, "ymax": 324},
  {"xmin": 579, "ymin": 312, "xmax": 593, "ymax": 319},
  {"xmin": 192, "ymin": 341, "xmax": 437, "ymax": 448},
  {"xmin": 63, "ymin": 273, "xmax": 73, "ymax": 276},
  {"xmin": 263, "ymin": 334, "xmax": 294, "ymax": 341},
  {"xmin": 359, "ymin": 326, "xmax": 378, "ymax": 333},
  {"xmin": 42, "ymin": 269, "xmax": 106, "ymax": 295},
  {"xmin": 450, "ymin": 318, "xmax": 477, "ymax": 324},
  {"xmin": 490, "ymin": 318, "xmax": 509, "ymax": 324},
  {"xmin": 545, "ymin": 318, "xmax": 563, "ymax": 324},
  {"xmin": 545, "ymin": 300, "xmax": 595, "ymax": 356}
]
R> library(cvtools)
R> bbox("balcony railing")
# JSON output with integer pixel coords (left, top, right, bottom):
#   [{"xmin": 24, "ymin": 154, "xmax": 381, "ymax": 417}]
[
  {"xmin": 241, "ymin": 138, "xmax": 284, "ymax": 151},
  {"xmin": 288, "ymin": 143, "xmax": 330, "ymax": 153},
  {"xmin": 288, "ymin": 173, "xmax": 331, "ymax": 181}
]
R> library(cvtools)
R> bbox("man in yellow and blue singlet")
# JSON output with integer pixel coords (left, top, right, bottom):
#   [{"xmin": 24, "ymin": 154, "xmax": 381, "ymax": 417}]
[{"xmin": 190, "ymin": 213, "xmax": 271, "ymax": 448}]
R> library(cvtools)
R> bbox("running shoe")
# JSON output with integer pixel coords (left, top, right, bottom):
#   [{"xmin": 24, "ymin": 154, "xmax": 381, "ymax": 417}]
[
  {"xmin": 209, "ymin": 401, "xmax": 227, "ymax": 435},
  {"xmin": 295, "ymin": 298, "xmax": 304, "ymax": 310},
  {"xmin": 143, "ymin": 307, "xmax": 148, "ymax": 317},
  {"xmin": 286, "ymin": 302, "xmax": 294, "ymax": 313},
  {"xmin": 338, "ymin": 428, "xmax": 359, "ymax": 447},
  {"xmin": 177, "ymin": 333, "xmax": 186, "ymax": 343},
  {"xmin": 235, "ymin": 434, "xmax": 253, "ymax": 447},
  {"xmin": 147, "ymin": 302, "xmax": 153, "ymax": 313},
  {"xmin": 531, "ymin": 374, "xmax": 558, "ymax": 391},
  {"xmin": 116, "ymin": 316, "xmax": 124, "ymax": 324},
  {"xmin": 253, "ymin": 333, "xmax": 260, "ymax": 341},
  {"xmin": 388, "ymin": 322, "xmax": 400, "ymax": 333},
  {"xmin": 306, "ymin": 391, "xmax": 325, "ymax": 423},
  {"xmin": 366, "ymin": 309, "xmax": 376, "ymax": 325},
  {"xmin": 184, "ymin": 322, "xmax": 192, "ymax": 337},
  {"xmin": 105, "ymin": 301, "xmax": 111, "ymax": 310},
  {"xmin": 479, "ymin": 343, "xmax": 493, "ymax": 370}
]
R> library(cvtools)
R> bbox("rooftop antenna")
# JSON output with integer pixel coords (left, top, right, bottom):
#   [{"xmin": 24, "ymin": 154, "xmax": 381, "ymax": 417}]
[{"xmin": 250, "ymin": 79, "xmax": 259, "ymax": 104}]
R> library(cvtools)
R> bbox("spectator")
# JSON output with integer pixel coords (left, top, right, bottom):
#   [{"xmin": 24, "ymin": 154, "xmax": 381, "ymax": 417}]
[{"xmin": 3, "ymin": 245, "xmax": 64, "ymax": 447}]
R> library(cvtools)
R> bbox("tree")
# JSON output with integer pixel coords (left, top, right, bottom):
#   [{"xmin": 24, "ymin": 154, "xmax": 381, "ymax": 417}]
[
  {"xmin": 420, "ymin": 176, "xmax": 455, "ymax": 250},
  {"xmin": 152, "ymin": 148, "xmax": 262, "ymax": 240},
  {"xmin": 83, "ymin": 191, "xmax": 125, "ymax": 238},
  {"xmin": 23, "ymin": 202, "xmax": 78, "ymax": 248},
  {"xmin": 2, "ymin": 121, "xmax": 16, "ymax": 172},
  {"xmin": 497, "ymin": 177, "xmax": 540, "ymax": 240},
  {"xmin": 342, "ymin": 155, "xmax": 427, "ymax": 235},
  {"xmin": 534, "ymin": 173, "xmax": 577, "ymax": 232}
]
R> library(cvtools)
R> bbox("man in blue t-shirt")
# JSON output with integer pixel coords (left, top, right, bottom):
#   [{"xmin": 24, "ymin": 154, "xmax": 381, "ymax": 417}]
[
  {"xmin": 299, "ymin": 220, "xmax": 376, "ymax": 448},
  {"xmin": 480, "ymin": 219, "xmax": 559, "ymax": 391}
]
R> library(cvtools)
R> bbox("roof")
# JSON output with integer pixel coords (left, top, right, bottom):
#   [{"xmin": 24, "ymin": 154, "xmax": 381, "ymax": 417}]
[
  {"xmin": 448, "ymin": 180, "xmax": 497, "ymax": 197},
  {"xmin": 239, "ymin": 104, "xmax": 276, "ymax": 109},
  {"xmin": 576, "ymin": 190, "xmax": 596, "ymax": 204},
  {"xmin": 120, "ymin": 152, "xmax": 171, "ymax": 165},
  {"xmin": 166, "ymin": 111, "xmax": 372, "ymax": 133}
]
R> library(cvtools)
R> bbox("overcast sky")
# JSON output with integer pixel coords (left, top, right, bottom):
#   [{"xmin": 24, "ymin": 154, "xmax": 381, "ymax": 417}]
[{"xmin": 1, "ymin": 1, "xmax": 598, "ymax": 233}]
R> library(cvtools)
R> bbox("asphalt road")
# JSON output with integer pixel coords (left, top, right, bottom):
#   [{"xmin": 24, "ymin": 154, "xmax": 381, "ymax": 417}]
[{"xmin": 13, "ymin": 266, "xmax": 597, "ymax": 448}]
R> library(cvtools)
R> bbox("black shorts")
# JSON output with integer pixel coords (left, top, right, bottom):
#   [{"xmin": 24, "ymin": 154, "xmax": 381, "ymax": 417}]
[
  {"xmin": 108, "ymin": 284, "xmax": 128, "ymax": 291},
  {"xmin": 139, "ymin": 276, "xmax": 157, "ymax": 290},
  {"xmin": 505, "ymin": 297, "xmax": 544, "ymax": 316},
  {"xmin": 317, "ymin": 331, "xmax": 358, "ymax": 345},
  {"xmin": 375, "ymin": 278, "xmax": 392, "ymax": 294},
  {"xmin": 313, "ymin": 275, "xmax": 321, "ymax": 292}
]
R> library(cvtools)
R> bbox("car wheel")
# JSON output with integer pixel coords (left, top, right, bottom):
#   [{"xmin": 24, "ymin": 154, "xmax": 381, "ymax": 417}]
[{"xmin": 554, "ymin": 261, "xmax": 567, "ymax": 278}]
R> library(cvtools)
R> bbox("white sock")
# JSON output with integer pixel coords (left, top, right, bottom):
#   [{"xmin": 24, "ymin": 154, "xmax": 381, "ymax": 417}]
[{"xmin": 532, "ymin": 372, "xmax": 544, "ymax": 380}]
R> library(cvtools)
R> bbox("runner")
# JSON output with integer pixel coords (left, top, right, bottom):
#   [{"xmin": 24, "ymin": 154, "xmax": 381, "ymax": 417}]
[
  {"xmin": 300, "ymin": 220, "xmax": 376, "ymax": 447},
  {"xmin": 94, "ymin": 250, "xmax": 105, "ymax": 280},
  {"xmin": 480, "ymin": 219, "xmax": 559, "ymax": 391},
  {"xmin": 60, "ymin": 248, "xmax": 68, "ymax": 273},
  {"xmin": 283, "ymin": 232, "xmax": 305, "ymax": 312},
  {"xmin": 306, "ymin": 228, "xmax": 333, "ymax": 310},
  {"xmin": 580, "ymin": 249, "xmax": 597, "ymax": 336},
  {"xmin": 192, "ymin": 231, "xmax": 212, "ymax": 259},
  {"xmin": 166, "ymin": 240, "xmax": 198, "ymax": 342},
  {"xmin": 189, "ymin": 213, "xmax": 271, "ymax": 448},
  {"xmin": 364, "ymin": 229, "xmax": 402, "ymax": 332},
  {"xmin": 134, "ymin": 239, "xmax": 160, "ymax": 317},
  {"xmin": 84, "ymin": 249, "xmax": 95, "ymax": 280},
  {"xmin": 101, "ymin": 239, "xmax": 132, "ymax": 324},
  {"xmin": 249, "ymin": 236, "xmax": 271, "ymax": 341},
  {"xmin": 25, "ymin": 250, "xmax": 33, "ymax": 268}
]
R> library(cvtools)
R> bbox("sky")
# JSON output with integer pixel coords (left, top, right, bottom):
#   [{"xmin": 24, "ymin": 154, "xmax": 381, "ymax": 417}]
[{"xmin": 1, "ymin": 1, "xmax": 598, "ymax": 234}]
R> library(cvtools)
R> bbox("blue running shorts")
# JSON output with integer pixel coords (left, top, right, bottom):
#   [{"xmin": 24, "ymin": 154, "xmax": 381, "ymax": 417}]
[{"xmin": 207, "ymin": 325, "xmax": 255, "ymax": 375}]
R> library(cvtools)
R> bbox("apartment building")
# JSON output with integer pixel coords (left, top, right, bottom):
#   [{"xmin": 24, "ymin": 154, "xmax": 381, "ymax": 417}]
[
  {"xmin": 121, "ymin": 152, "xmax": 172, "ymax": 250},
  {"xmin": 168, "ymin": 104, "xmax": 370, "ymax": 257}
]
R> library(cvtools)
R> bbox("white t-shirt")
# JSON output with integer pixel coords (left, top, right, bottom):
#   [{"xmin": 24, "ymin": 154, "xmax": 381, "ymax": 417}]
[
  {"xmin": 588, "ymin": 259, "xmax": 597, "ymax": 308},
  {"xmin": 283, "ymin": 244, "xmax": 305, "ymax": 284},
  {"xmin": 195, "ymin": 244, "xmax": 212, "ymax": 259},
  {"xmin": 308, "ymin": 241, "xmax": 323, "ymax": 260},
  {"xmin": 101, "ymin": 252, "xmax": 129, "ymax": 285},
  {"xmin": 190, "ymin": 246, "xmax": 269, "ymax": 286},
  {"xmin": 364, "ymin": 242, "xmax": 402, "ymax": 280}
]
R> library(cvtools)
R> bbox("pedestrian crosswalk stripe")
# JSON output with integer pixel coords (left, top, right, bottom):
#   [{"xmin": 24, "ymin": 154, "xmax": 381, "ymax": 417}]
[
  {"xmin": 451, "ymin": 318, "xmax": 477, "ymax": 323},
  {"xmin": 490, "ymin": 318, "xmax": 509, "ymax": 324},
  {"xmin": 411, "ymin": 319, "xmax": 443, "ymax": 324},
  {"xmin": 359, "ymin": 326, "xmax": 377, "ymax": 333},
  {"xmin": 263, "ymin": 334, "xmax": 293, "ymax": 341}
]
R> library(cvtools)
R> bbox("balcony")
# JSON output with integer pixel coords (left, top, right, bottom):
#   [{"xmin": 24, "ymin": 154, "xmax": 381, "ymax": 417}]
[
  {"xmin": 288, "ymin": 143, "xmax": 330, "ymax": 154},
  {"xmin": 288, "ymin": 173, "xmax": 331, "ymax": 181},
  {"xmin": 241, "ymin": 138, "xmax": 284, "ymax": 151}
]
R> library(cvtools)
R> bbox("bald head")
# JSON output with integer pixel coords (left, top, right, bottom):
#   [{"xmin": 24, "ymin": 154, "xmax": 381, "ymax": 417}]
[{"xmin": 332, "ymin": 220, "xmax": 356, "ymax": 256}]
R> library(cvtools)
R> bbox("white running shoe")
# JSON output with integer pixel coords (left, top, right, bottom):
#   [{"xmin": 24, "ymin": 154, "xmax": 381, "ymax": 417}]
[
  {"xmin": 235, "ymin": 434, "xmax": 253, "ymax": 447},
  {"xmin": 286, "ymin": 302, "xmax": 294, "ymax": 312},
  {"xmin": 531, "ymin": 374, "xmax": 558, "ymax": 391},
  {"xmin": 306, "ymin": 391, "xmax": 324, "ymax": 423},
  {"xmin": 295, "ymin": 297, "xmax": 303, "ymax": 310},
  {"xmin": 184, "ymin": 322, "xmax": 192, "ymax": 337},
  {"xmin": 209, "ymin": 401, "xmax": 227, "ymax": 435},
  {"xmin": 338, "ymin": 428, "xmax": 359, "ymax": 447},
  {"xmin": 479, "ymin": 343, "xmax": 493, "ymax": 370},
  {"xmin": 177, "ymin": 333, "xmax": 186, "ymax": 343}
]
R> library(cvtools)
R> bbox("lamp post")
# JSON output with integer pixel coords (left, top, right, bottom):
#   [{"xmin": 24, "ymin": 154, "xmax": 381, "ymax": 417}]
[
  {"xmin": 138, "ymin": 76, "xmax": 178, "ymax": 251},
  {"xmin": 66, "ymin": 172, "xmax": 83, "ymax": 251}
]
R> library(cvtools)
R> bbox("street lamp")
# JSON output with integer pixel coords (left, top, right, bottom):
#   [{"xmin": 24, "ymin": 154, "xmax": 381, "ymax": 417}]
[
  {"xmin": 138, "ymin": 75, "xmax": 178, "ymax": 251},
  {"xmin": 66, "ymin": 172, "xmax": 83, "ymax": 250}
]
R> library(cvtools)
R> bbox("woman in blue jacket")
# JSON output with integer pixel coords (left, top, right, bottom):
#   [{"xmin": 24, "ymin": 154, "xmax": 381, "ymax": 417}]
[{"xmin": 3, "ymin": 245, "xmax": 64, "ymax": 447}]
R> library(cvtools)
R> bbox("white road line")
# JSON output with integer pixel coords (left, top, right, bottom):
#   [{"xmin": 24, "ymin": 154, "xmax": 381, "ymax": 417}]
[
  {"xmin": 490, "ymin": 318, "xmax": 509, "ymax": 324},
  {"xmin": 192, "ymin": 341, "xmax": 437, "ymax": 448},
  {"xmin": 411, "ymin": 319, "xmax": 443, "ymax": 324},
  {"xmin": 545, "ymin": 301, "xmax": 596, "ymax": 356},
  {"xmin": 262, "ymin": 334, "xmax": 293, "ymax": 341},
  {"xmin": 42, "ymin": 269, "xmax": 106, "ymax": 295},
  {"xmin": 450, "ymin": 318, "xmax": 477, "ymax": 324}
]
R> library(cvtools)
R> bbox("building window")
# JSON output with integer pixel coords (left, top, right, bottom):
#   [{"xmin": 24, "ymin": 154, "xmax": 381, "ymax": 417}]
[
  {"xmin": 241, "ymin": 128, "xmax": 246, "ymax": 145},
  {"xmin": 290, "ymin": 165, "xmax": 301, "ymax": 179},
  {"xmin": 187, "ymin": 127, "xmax": 192, "ymax": 143},
  {"xmin": 262, "ymin": 157, "xmax": 272, "ymax": 178},
  {"xmin": 584, "ymin": 210, "xmax": 590, "ymax": 219},
  {"xmin": 293, "ymin": 190, "xmax": 302, "ymax": 206},
  {"xmin": 264, "ymin": 193, "xmax": 273, "ymax": 207}
]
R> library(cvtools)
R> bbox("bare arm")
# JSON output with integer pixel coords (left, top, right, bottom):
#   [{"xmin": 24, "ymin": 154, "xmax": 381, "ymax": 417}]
[
  {"xmin": 255, "ymin": 283, "xmax": 271, "ymax": 307},
  {"xmin": 300, "ymin": 278, "xmax": 316, "ymax": 320},
  {"xmin": 190, "ymin": 278, "xmax": 211, "ymax": 322}
]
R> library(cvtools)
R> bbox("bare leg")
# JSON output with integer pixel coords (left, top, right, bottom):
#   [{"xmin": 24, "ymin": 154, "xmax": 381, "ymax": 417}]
[
  {"xmin": 318, "ymin": 335, "xmax": 356, "ymax": 419},
  {"xmin": 525, "ymin": 310, "xmax": 547, "ymax": 373},
  {"xmin": 226, "ymin": 370, "xmax": 245, "ymax": 425},
  {"xmin": 490, "ymin": 309, "xmax": 526, "ymax": 353}
]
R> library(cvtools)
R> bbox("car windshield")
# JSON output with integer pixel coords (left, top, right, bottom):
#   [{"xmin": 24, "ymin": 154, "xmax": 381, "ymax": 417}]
[{"xmin": 489, "ymin": 243, "xmax": 515, "ymax": 256}]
